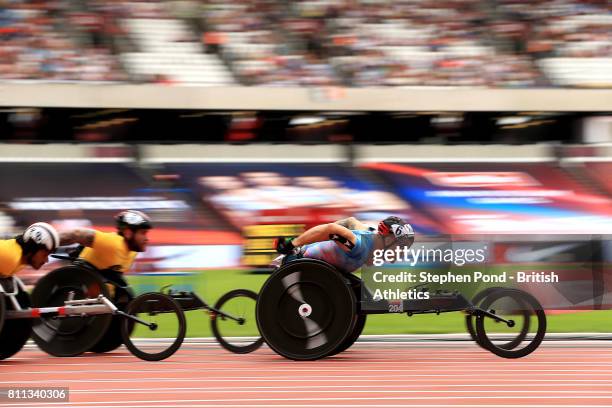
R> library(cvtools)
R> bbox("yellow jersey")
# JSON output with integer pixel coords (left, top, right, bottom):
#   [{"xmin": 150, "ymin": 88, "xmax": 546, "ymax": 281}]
[
  {"xmin": 0, "ymin": 239, "xmax": 24, "ymax": 278},
  {"xmin": 80, "ymin": 231, "xmax": 137, "ymax": 273}
]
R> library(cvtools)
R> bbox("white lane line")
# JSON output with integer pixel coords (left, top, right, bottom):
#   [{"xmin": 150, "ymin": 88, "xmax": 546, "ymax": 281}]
[
  {"xmin": 6, "ymin": 395, "xmax": 612, "ymax": 406},
  {"xmin": 7, "ymin": 362, "xmax": 612, "ymax": 375},
  {"xmin": 52, "ymin": 384, "xmax": 612, "ymax": 392},
  {"xmin": 7, "ymin": 357, "xmax": 612, "ymax": 365},
  {"xmin": 0, "ymin": 358, "xmax": 602, "ymax": 370},
  {"xmin": 8, "ymin": 362, "xmax": 612, "ymax": 377},
  {"xmin": 30, "ymin": 390, "xmax": 612, "ymax": 395},
  {"xmin": 10, "ymin": 356, "xmax": 612, "ymax": 364},
  {"xmin": 4, "ymin": 367, "xmax": 612, "ymax": 374},
  {"xmin": 8, "ymin": 405, "xmax": 612, "ymax": 408},
  {"xmin": 3, "ymin": 375, "xmax": 612, "ymax": 385},
  {"xmin": 9, "ymin": 363, "xmax": 612, "ymax": 374},
  {"xmin": 13, "ymin": 348, "xmax": 612, "ymax": 360},
  {"xmin": 19, "ymin": 344, "xmax": 612, "ymax": 351},
  {"xmin": 5, "ymin": 367, "xmax": 612, "ymax": 376},
  {"xmin": 18, "ymin": 378, "xmax": 612, "ymax": 384},
  {"xmin": 19, "ymin": 339, "xmax": 612, "ymax": 348},
  {"xmin": 3, "ymin": 356, "xmax": 609, "ymax": 364},
  {"xmin": 4, "ymin": 381, "xmax": 612, "ymax": 392},
  {"xmin": 74, "ymin": 405, "xmax": 612, "ymax": 408},
  {"xmin": 21, "ymin": 333, "xmax": 612, "ymax": 341}
]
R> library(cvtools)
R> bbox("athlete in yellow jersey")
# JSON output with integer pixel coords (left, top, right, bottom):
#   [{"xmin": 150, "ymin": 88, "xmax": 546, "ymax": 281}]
[
  {"xmin": 57, "ymin": 211, "xmax": 152, "ymax": 354},
  {"xmin": 0, "ymin": 222, "xmax": 60, "ymax": 278},
  {"xmin": 59, "ymin": 210, "xmax": 152, "ymax": 275}
]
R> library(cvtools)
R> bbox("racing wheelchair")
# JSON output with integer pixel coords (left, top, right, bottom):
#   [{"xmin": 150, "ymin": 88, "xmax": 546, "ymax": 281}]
[
  {"xmin": 0, "ymin": 263, "xmax": 187, "ymax": 361},
  {"xmin": 0, "ymin": 257, "xmax": 263, "ymax": 361},
  {"xmin": 256, "ymin": 258, "xmax": 547, "ymax": 361}
]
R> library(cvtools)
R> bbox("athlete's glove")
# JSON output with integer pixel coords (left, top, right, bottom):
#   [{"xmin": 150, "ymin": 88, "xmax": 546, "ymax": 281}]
[{"xmin": 274, "ymin": 237, "xmax": 295, "ymax": 254}]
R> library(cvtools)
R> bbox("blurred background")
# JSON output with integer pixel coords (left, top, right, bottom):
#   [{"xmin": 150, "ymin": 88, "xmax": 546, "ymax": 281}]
[
  {"xmin": 0, "ymin": 0, "xmax": 611, "ymax": 335},
  {"xmin": 0, "ymin": 0, "xmax": 610, "ymax": 86}
]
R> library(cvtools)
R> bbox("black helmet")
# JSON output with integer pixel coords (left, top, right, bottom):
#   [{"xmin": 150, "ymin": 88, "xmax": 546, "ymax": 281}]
[{"xmin": 115, "ymin": 210, "xmax": 153, "ymax": 230}]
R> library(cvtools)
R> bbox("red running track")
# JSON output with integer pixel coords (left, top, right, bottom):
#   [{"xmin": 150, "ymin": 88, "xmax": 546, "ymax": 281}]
[{"xmin": 2, "ymin": 340, "xmax": 612, "ymax": 407}]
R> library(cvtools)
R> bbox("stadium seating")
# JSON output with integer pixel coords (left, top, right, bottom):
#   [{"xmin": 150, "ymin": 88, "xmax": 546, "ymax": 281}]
[
  {"xmin": 0, "ymin": 0, "xmax": 609, "ymax": 87},
  {"xmin": 539, "ymin": 58, "xmax": 612, "ymax": 87},
  {"xmin": 120, "ymin": 18, "xmax": 235, "ymax": 85},
  {"xmin": 0, "ymin": 0, "xmax": 125, "ymax": 81}
]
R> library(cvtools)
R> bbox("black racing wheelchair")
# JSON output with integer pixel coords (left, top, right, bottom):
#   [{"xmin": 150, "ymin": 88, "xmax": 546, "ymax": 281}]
[
  {"xmin": 256, "ymin": 258, "xmax": 547, "ymax": 361},
  {"xmin": 0, "ymin": 270, "xmax": 183, "ymax": 362},
  {"xmin": 0, "ymin": 256, "xmax": 263, "ymax": 361}
]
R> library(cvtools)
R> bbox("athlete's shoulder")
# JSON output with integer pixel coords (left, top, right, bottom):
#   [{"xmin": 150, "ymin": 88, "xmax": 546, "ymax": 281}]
[
  {"xmin": 92, "ymin": 230, "xmax": 123, "ymax": 246},
  {"xmin": 95, "ymin": 230, "xmax": 120, "ymax": 238},
  {"xmin": 348, "ymin": 229, "xmax": 376, "ymax": 252},
  {"xmin": 0, "ymin": 238, "xmax": 20, "ymax": 249},
  {"xmin": 0, "ymin": 239, "xmax": 22, "ymax": 275},
  {"xmin": 351, "ymin": 229, "xmax": 377, "ymax": 237}
]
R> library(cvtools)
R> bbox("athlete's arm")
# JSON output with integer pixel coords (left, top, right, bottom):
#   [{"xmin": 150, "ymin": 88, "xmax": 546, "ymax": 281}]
[
  {"xmin": 335, "ymin": 217, "xmax": 368, "ymax": 231},
  {"xmin": 292, "ymin": 223, "xmax": 356, "ymax": 247},
  {"xmin": 59, "ymin": 228, "xmax": 95, "ymax": 247}
]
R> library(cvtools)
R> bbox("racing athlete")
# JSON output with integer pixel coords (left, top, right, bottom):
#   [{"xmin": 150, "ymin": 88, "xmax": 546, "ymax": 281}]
[
  {"xmin": 0, "ymin": 222, "xmax": 60, "ymax": 278},
  {"xmin": 274, "ymin": 215, "xmax": 414, "ymax": 273},
  {"xmin": 59, "ymin": 210, "xmax": 152, "ymax": 292}
]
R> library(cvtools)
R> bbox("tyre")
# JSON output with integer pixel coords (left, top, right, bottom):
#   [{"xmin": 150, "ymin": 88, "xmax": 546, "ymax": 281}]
[
  {"xmin": 121, "ymin": 292, "xmax": 186, "ymax": 361},
  {"xmin": 475, "ymin": 288, "xmax": 546, "ymax": 359},
  {"xmin": 31, "ymin": 266, "xmax": 112, "ymax": 357},
  {"xmin": 211, "ymin": 289, "xmax": 263, "ymax": 354},
  {"xmin": 256, "ymin": 259, "xmax": 356, "ymax": 361},
  {"xmin": 0, "ymin": 289, "xmax": 31, "ymax": 360}
]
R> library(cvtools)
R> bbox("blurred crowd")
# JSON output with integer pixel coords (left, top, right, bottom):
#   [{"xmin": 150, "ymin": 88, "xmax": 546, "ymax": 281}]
[
  {"xmin": 496, "ymin": 0, "xmax": 612, "ymax": 58},
  {"xmin": 0, "ymin": 0, "xmax": 609, "ymax": 86},
  {"xmin": 0, "ymin": 0, "xmax": 126, "ymax": 81}
]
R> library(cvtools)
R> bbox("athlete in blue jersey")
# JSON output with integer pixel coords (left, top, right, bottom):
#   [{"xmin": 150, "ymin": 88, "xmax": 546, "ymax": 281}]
[{"xmin": 274, "ymin": 216, "xmax": 415, "ymax": 273}]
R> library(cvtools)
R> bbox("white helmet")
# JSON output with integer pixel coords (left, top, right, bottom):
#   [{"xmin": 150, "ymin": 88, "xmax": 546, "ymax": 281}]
[{"xmin": 23, "ymin": 222, "xmax": 60, "ymax": 252}]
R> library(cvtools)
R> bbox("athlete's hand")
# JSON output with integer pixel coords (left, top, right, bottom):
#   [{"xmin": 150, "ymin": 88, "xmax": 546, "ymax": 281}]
[{"xmin": 274, "ymin": 237, "xmax": 295, "ymax": 254}]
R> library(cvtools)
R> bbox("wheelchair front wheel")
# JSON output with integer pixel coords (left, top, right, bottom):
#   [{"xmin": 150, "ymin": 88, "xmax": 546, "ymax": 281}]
[
  {"xmin": 121, "ymin": 292, "xmax": 186, "ymax": 361},
  {"xmin": 211, "ymin": 289, "xmax": 263, "ymax": 354}
]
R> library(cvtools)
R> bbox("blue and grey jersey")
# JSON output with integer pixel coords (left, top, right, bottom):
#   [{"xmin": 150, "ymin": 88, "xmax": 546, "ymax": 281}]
[{"xmin": 301, "ymin": 229, "xmax": 376, "ymax": 273}]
